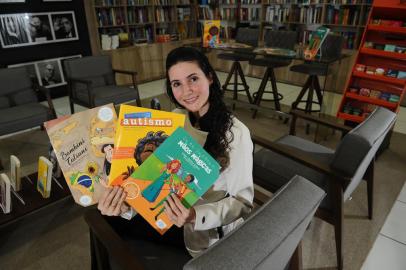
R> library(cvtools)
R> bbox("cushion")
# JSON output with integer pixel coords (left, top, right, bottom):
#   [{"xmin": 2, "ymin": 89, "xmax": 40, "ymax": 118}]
[
  {"xmin": 0, "ymin": 96, "xmax": 10, "ymax": 109},
  {"xmin": 75, "ymin": 85, "xmax": 138, "ymax": 107},
  {"xmin": 10, "ymin": 88, "xmax": 38, "ymax": 105},
  {"xmin": 218, "ymin": 52, "xmax": 255, "ymax": 62},
  {"xmin": 331, "ymin": 107, "xmax": 396, "ymax": 177},
  {"xmin": 0, "ymin": 67, "xmax": 32, "ymax": 96},
  {"xmin": 290, "ymin": 62, "xmax": 329, "ymax": 76},
  {"xmin": 0, "ymin": 103, "xmax": 50, "ymax": 136},
  {"xmin": 249, "ymin": 56, "xmax": 291, "ymax": 68},
  {"xmin": 64, "ymin": 55, "xmax": 113, "ymax": 80},
  {"xmin": 253, "ymin": 135, "xmax": 334, "ymax": 209}
]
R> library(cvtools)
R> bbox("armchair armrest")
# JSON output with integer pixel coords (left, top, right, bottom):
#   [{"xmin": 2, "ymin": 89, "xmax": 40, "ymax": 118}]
[
  {"xmin": 252, "ymin": 134, "xmax": 350, "ymax": 185},
  {"xmin": 84, "ymin": 208, "xmax": 145, "ymax": 270},
  {"xmin": 37, "ymin": 85, "xmax": 56, "ymax": 118},
  {"xmin": 69, "ymin": 77, "xmax": 94, "ymax": 106},
  {"xmin": 289, "ymin": 109, "xmax": 352, "ymax": 136},
  {"xmin": 113, "ymin": 68, "xmax": 138, "ymax": 76}
]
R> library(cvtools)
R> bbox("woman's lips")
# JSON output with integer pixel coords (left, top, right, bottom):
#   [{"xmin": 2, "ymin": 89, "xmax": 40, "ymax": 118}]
[{"xmin": 184, "ymin": 96, "xmax": 198, "ymax": 104}]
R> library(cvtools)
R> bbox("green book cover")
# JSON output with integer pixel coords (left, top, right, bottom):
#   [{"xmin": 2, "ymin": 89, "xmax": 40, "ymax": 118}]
[{"xmin": 120, "ymin": 127, "xmax": 220, "ymax": 234}]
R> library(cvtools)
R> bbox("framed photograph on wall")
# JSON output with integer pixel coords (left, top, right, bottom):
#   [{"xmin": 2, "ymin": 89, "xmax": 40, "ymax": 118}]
[
  {"xmin": 50, "ymin": 11, "xmax": 78, "ymax": 41},
  {"xmin": 8, "ymin": 54, "xmax": 82, "ymax": 89},
  {"xmin": 0, "ymin": 0, "xmax": 25, "ymax": 3},
  {"xmin": 0, "ymin": 11, "xmax": 79, "ymax": 48},
  {"xmin": 37, "ymin": 60, "xmax": 64, "ymax": 88},
  {"xmin": 0, "ymin": 14, "xmax": 31, "ymax": 47}
]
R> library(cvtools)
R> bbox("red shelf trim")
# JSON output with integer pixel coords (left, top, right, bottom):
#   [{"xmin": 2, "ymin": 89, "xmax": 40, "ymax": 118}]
[
  {"xmin": 367, "ymin": 25, "xmax": 406, "ymax": 35},
  {"xmin": 352, "ymin": 71, "xmax": 406, "ymax": 86},
  {"xmin": 337, "ymin": 112, "xmax": 364, "ymax": 123},
  {"xmin": 345, "ymin": 92, "xmax": 398, "ymax": 109},
  {"xmin": 360, "ymin": 48, "xmax": 406, "ymax": 60}
]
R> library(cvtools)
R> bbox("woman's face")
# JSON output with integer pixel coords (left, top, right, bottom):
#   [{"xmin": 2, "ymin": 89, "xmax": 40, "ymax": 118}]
[{"xmin": 168, "ymin": 61, "xmax": 211, "ymax": 117}]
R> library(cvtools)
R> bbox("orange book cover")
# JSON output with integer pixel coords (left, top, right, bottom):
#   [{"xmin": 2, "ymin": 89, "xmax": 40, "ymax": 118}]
[
  {"xmin": 203, "ymin": 20, "xmax": 221, "ymax": 48},
  {"xmin": 108, "ymin": 105, "xmax": 185, "ymax": 186}
]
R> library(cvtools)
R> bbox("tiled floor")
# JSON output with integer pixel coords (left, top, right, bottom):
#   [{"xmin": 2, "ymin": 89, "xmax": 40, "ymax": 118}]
[{"xmin": 361, "ymin": 183, "xmax": 406, "ymax": 270}]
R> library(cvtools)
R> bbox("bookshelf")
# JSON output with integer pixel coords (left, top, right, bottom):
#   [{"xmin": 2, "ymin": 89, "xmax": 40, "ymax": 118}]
[
  {"xmin": 91, "ymin": 0, "xmax": 198, "ymax": 48},
  {"xmin": 337, "ymin": 0, "xmax": 406, "ymax": 123},
  {"xmin": 261, "ymin": 0, "xmax": 372, "ymax": 50}
]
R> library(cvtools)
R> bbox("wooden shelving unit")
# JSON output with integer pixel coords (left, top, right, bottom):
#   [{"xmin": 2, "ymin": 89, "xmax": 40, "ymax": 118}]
[
  {"xmin": 91, "ymin": 0, "xmax": 198, "ymax": 48},
  {"xmin": 337, "ymin": 0, "xmax": 406, "ymax": 123}
]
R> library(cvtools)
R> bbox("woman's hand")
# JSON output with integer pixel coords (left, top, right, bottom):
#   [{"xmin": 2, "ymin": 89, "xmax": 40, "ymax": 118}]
[
  {"xmin": 164, "ymin": 193, "xmax": 196, "ymax": 227},
  {"xmin": 98, "ymin": 186, "xmax": 128, "ymax": 216}
]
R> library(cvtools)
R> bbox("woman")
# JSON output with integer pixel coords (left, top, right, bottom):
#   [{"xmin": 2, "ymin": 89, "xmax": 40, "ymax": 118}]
[{"xmin": 98, "ymin": 46, "xmax": 254, "ymax": 257}]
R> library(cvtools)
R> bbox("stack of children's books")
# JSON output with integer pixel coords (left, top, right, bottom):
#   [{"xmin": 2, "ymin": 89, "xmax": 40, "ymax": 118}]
[{"xmin": 45, "ymin": 104, "xmax": 220, "ymax": 234}]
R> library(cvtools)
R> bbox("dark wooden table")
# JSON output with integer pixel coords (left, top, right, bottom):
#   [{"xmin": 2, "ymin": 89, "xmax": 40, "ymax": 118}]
[{"xmin": 0, "ymin": 172, "xmax": 71, "ymax": 229}]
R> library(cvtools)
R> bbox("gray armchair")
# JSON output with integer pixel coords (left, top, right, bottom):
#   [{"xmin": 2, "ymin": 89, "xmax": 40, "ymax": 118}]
[
  {"xmin": 84, "ymin": 175, "xmax": 325, "ymax": 270},
  {"xmin": 253, "ymin": 107, "xmax": 397, "ymax": 270},
  {"xmin": 0, "ymin": 67, "xmax": 56, "ymax": 137},
  {"xmin": 63, "ymin": 55, "xmax": 141, "ymax": 113}
]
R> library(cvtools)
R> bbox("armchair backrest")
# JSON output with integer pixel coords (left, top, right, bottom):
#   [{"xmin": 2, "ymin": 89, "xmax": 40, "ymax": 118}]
[
  {"xmin": 235, "ymin": 28, "xmax": 260, "ymax": 48},
  {"xmin": 264, "ymin": 30, "xmax": 297, "ymax": 50},
  {"xmin": 183, "ymin": 175, "xmax": 325, "ymax": 270},
  {"xmin": 63, "ymin": 55, "xmax": 115, "ymax": 88},
  {"xmin": 331, "ymin": 107, "xmax": 396, "ymax": 199},
  {"xmin": 0, "ymin": 67, "xmax": 37, "ymax": 108}
]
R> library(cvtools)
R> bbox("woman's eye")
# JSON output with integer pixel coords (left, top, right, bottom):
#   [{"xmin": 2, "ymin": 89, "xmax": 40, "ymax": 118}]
[
  {"xmin": 172, "ymin": 82, "xmax": 180, "ymax": 88},
  {"xmin": 190, "ymin": 76, "xmax": 198, "ymax": 83}
]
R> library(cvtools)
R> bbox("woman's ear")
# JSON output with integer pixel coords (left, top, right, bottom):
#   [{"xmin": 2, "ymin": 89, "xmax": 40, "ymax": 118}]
[{"xmin": 208, "ymin": 73, "xmax": 214, "ymax": 85}]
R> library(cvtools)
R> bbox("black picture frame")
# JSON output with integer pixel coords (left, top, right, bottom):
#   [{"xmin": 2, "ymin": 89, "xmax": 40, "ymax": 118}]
[{"xmin": 0, "ymin": 11, "xmax": 79, "ymax": 49}]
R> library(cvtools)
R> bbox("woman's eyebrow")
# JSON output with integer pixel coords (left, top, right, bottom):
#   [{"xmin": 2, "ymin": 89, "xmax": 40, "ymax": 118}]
[{"xmin": 187, "ymin": 73, "xmax": 198, "ymax": 78}]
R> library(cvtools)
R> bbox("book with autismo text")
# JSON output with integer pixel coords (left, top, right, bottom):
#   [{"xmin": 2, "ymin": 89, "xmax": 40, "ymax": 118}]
[
  {"xmin": 108, "ymin": 105, "xmax": 185, "ymax": 187},
  {"xmin": 45, "ymin": 104, "xmax": 117, "ymax": 206},
  {"xmin": 116, "ymin": 127, "xmax": 220, "ymax": 235}
]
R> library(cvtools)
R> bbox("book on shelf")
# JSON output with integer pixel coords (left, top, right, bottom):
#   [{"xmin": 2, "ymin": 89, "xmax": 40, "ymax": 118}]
[
  {"xmin": 45, "ymin": 104, "xmax": 117, "ymax": 206},
  {"xmin": 37, "ymin": 157, "xmax": 53, "ymax": 199},
  {"xmin": 203, "ymin": 20, "xmax": 221, "ymax": 47},
  {"xmin": 10, "ymin": 155, "xmax": 21, "ymax": 192},
  {"xmin": 114, "ymin": 127, "xmax": 220, "ymax": 234},
  {"xmin": 0, "ymin": 173, "xmax": 11, "ymax": 214},
  {"xmin": 304, "ymin": 26, "xmax": 330, "ymax": 60},
  {"xmin": 108, "ymin": 105, "xmax": 186, "ymax": 187}
]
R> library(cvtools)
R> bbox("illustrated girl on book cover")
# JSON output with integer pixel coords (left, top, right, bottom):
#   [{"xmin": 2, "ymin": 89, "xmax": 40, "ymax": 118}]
[{"xmin": 141, "ymin": 159, "xmax": 181, "ymax": 203}]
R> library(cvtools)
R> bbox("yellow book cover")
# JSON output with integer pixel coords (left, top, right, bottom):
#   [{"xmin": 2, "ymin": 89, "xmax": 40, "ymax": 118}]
[
  {"xmin": 108, "ymin": 105, "xmax": 185, "ymax": 187},
  {"xmin": 203, "ymin": 20, "xmax": 221, "ymax": 48},
  {"xmin": 37, "ymin": 156, "xmax": 52, "ymax": 198},
  {"xmin": 45, "ymin": 104, "xmax": 117, "ymax": 206}
]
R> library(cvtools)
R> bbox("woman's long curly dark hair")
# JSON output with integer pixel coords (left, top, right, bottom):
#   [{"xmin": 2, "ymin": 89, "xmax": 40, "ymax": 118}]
[{"xmin": 166, "ymin": 46, "xmax": 233, "ymax": 170}]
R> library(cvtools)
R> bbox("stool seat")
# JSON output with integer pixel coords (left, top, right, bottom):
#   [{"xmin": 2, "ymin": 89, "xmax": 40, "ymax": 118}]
[
  {"xmin": 249, "ymin": 57, "xmax": 291, "ymax": 68},
  {"xmin": 218, "ymin": 52, "xmax": 255, "ymax": 62},
  {"xmin": 290, "ymin": 62, "xmax": 328, "ymax": 76}
]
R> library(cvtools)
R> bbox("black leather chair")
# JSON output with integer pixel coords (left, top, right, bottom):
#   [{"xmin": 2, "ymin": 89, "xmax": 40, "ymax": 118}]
[
  {"xmin": 63, "ymin": 55, "xmax": 141, "ymax": 113},
  {"xmin": 290, "ymin": 34, "xmax": 344, "ymax": 114},
  {"xmin": 249, "ymin": 30, "xmax": 297, "ymax": 117},
  {"xmin": 0, "ymin": 67, "xmax": 56, "ymax": 137},
  {"xmin": 218, "ymin": 28, "xmax": 260, "ymax": 104}
]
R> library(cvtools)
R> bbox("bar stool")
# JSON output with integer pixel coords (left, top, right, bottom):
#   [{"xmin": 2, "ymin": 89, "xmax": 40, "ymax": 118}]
[
  {"xmin": 218, "ymin": 28, "xmax": 260, "ymax": 104},
  {"xmin": 249, "ymin": 30, "xmax": 297, "ymax": 118},
  {"xmin": 290, "ymin": 34, "xmax": 344, "ymax": 114}
]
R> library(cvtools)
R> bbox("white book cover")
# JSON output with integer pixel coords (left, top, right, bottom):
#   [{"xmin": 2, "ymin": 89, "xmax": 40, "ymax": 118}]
[
  {"xmin": 10, "ymin": 155, "xmax": 21, "ymax": 192},
  {"xmin": 0, "ymin": 173, "xmax": 11, "ymax": 214}
]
